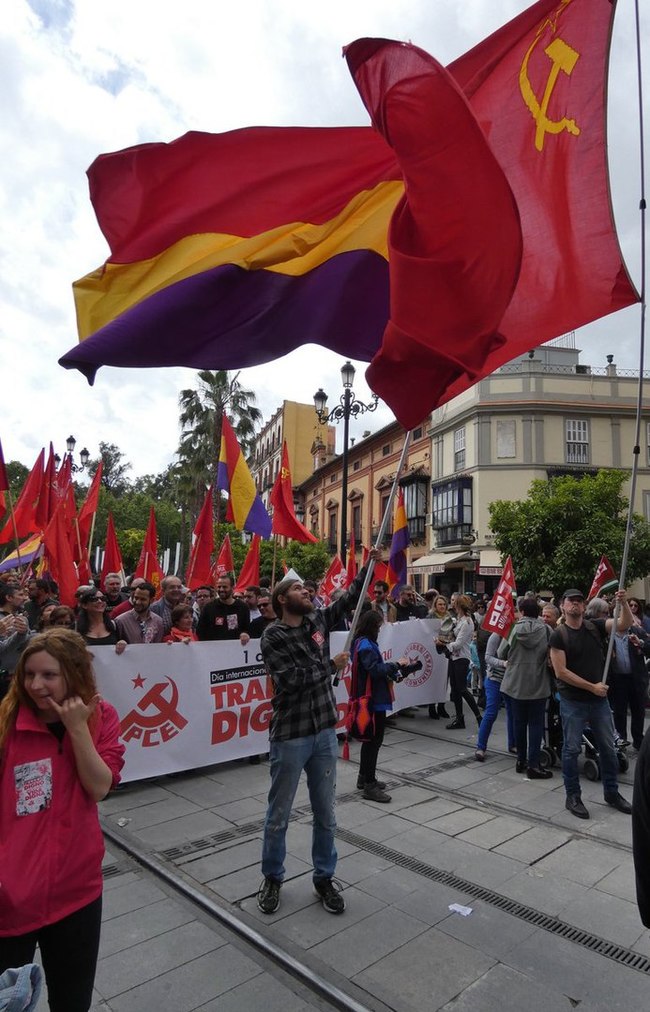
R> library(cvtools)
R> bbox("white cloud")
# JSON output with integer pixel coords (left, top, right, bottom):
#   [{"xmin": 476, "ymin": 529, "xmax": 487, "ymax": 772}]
[{"xmin": 1, "ymin": 0, "xmax": 647, "ymax": 479}]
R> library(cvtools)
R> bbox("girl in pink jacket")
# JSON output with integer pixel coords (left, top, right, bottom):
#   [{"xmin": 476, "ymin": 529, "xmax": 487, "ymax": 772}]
[{"xmin": 0, "ymin": 628, "xmax": 124, "ymax": 1012}]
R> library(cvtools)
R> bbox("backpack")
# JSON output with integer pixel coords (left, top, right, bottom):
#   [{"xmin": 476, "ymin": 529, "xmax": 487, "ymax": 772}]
[{"xmin": 555, "ymin": 619, "xmax": 606, "ymax": 658}]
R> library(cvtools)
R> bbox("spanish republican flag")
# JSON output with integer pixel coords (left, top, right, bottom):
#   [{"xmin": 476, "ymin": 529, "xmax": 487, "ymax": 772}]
[
  {"xmin": 387, "ymin": 490, "xmax": 409, "ymax": 596},
  {"xmin": 217, "ymin": 414, "xmax": 271, "ymax": 539},
  {"xmin": 270, "ymin": 442, "xmax": 318, "ymax": 543},
  {"xmin": 61, "ymin": 0, "xmax": 636, "ymax": 431}
]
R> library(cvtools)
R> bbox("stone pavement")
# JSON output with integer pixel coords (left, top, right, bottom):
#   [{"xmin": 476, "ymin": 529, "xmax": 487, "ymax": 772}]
[{"xmin": 36, "ymin": 709, "xmax": 650, "ymax": 1010}]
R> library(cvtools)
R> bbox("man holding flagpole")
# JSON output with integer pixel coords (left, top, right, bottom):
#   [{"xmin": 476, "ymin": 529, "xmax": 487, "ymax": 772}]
[{"xmin": 257, "ymin": 548, "xmax": 381, "ymax": 916}]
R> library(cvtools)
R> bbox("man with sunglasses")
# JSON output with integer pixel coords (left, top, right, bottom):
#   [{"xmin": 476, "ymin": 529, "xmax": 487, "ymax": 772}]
[
  {"xmin": 250, "ymin": 596, "xmax": 276, "ymax": 639},
  {"xmin": 550, "ymin": 587, "xmax": 634, "ymax": 819},
  {"xmin": 371, "ymin": 580, "xmax": 397, "ymax": 624}
]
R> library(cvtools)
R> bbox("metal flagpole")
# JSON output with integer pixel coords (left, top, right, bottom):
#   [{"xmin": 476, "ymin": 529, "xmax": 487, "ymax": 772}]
[
  {"xmin": 603, "ymin": 0, "xmax": 646, "ymax": 683},
  {"xmin": 343, "ymin": 429, "xmax": 414, "ymax": 653}
]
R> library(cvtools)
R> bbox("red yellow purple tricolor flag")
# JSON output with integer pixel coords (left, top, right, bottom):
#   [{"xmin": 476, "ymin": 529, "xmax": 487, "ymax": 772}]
[
  {"xmin": 217, "ymin": 416, "xmax": 271, "ymax": 539},
  {"xmin": 387, "ymin": 490, "xmax": 409, "ymax": 597},
  {"xmin": 61, "ymin": 0, "xmax": 638, "ymax": 429}
]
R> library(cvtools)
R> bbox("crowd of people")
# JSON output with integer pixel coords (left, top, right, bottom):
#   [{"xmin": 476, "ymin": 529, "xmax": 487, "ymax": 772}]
[{"xmin": 1, "ymin": 560, "xmax": 649, "ymax": 1005}]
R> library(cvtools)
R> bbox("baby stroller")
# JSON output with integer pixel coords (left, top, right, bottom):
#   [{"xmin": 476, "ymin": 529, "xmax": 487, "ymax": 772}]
[
  {"xmin": 539, "ymin": 695, "xmax": 629, "ymax": 779},
  {"xmin": 582, "ymin": 726, "xmax": 629, "ymax": 781},
  {"xmin": 540, "ymin": 693, "xmax": 563, "ymax": 768}
]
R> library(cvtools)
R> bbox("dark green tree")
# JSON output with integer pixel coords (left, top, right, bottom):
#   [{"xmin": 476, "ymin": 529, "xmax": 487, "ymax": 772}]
[
  {"xmin": 88, "ymin": 442, "xmax": 132, "ymax": 495},
  {"xmin": 488, "ymin": 470, "xmax": 650, "ymax": 597}
]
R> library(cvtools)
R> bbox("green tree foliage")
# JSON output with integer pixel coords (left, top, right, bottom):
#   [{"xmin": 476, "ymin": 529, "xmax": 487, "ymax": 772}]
[
  {"xmin": 5, "ymin": 460, "xmax": 29, "ymax": 500},
  {"xmin": 217, "ymin": 527, "xmax": 331, "ymax": 585},
  {"xmin": 88, "ymin": 442, "xmax": 132, "ymax": 495},
  {"xmin": 488, "ymin": 470, "xmax": 650, "ymax": 597},
  {"xmin": 118, "ymin": 529, "xmax": 148, "ymax": 572}
]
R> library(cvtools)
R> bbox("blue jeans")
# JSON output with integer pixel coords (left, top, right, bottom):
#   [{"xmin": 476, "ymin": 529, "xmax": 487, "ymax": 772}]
[
  {"xmin": 477, "ymin": 677, "xmax": 515, "ymax": 752},
  {"xmin": 559, "ymin": 696, "xmax": 619, "ymax": 797},
  {"xmin": 261, "ymin": 727, "xmax": 338, "ymax": 882},
  {"xmin": 509, "ymin": 697, "xmax": 547, "ymax": 768}
]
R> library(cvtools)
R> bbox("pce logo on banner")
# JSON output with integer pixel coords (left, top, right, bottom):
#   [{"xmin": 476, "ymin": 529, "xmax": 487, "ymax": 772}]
[
  {"xmin": 120, "ymin": 676, "xmax": 188, "ymax": 747},
  {"xmin": 403, "ymin": 642, "xmax": 433, "ymax": 687}
]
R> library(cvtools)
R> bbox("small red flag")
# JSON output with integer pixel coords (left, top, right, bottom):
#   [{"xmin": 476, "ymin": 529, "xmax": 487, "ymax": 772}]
[
  {"xmin": 185, "ymin": 487, "xmax": 215, "ymax": 589},
  {"xmin": 211, "ymin": 534, "xmax": 234, "ymax": 582},
  {"xmin": 35, "ymin": 445, "xmax": 58, "ymax": 530},
  {"xmin": 319, "ymin": 555, "xmax": 348, "ymax": 604},
  {"xmin": 587, "ymin": 556, "xmax": 618, "ymax": 601},
  {"xmin": 77, "ymin": 461, "xmax": 103, "ymax": 549},
  {"xmin": 134, "ymin": 507, "xmax": 165, "ymax": 595},
  {"xmin": 235, "ymin": 534, "xmax": 261, "ymax": 593},
  {"xmin": 483, "ymin": 556, "xmax": 517, "ymax": 640},
  {"xmin": 270, "ymin": 442, "xmax": 318, "ymax": 543},
  {"xmin": 0, "ymin": 448, "xmax": 45, "ymax": 544},
  {"xmin": 100, "ymin": 512, "xmax": 125, "ymax": 587},
  {"xmin": 42, "ymin": 502, "xmax": 79, "ymax": 607}
]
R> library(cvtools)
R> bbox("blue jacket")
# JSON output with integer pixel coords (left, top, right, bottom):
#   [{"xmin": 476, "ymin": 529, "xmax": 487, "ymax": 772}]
[{"xmin": 352, "ymin": 637, "xmax": 400, "ymax": 711}]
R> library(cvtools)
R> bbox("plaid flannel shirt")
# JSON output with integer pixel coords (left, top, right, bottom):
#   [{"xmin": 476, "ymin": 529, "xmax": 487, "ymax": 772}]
[{"xmin": 261, "ymin": 567, "xmax": 368, "ymax": 741}]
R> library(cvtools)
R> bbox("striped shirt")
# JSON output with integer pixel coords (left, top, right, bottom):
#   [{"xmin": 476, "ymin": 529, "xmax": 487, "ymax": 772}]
[{"xmin": 261, "ymin": 568, "xmax": 368, "ymax": 741}]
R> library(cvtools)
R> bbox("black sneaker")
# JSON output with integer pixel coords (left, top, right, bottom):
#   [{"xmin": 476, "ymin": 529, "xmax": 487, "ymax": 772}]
[
  {"xmin": 314, "ymin": 878, "xmax": 345, "ymax": 914},
  {"xmin": 566, "ymin": 795, "xmax": 589, "ymax": 819},
  {"xmin": 257, "ymin": 877, "xmax": 281, "ymax": 914}
]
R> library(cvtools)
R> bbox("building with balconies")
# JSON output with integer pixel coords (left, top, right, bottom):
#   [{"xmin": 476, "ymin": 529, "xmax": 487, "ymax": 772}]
[
  {"xmin": 250, "ymin": 401, "xmax": 334, "ymax": 512},
  {"xmin": 412, "ymin": 336, "xmax": 650, "ymax": 599}
]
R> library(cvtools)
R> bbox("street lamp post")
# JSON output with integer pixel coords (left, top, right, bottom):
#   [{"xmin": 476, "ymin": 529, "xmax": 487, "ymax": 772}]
[
  {"xmin": 53, "ymin": 435, "xmax": 90, "ymax": 474},
  {"xmin": 314, "ymin": 361, "xmax": 378, "ymax": 563}
]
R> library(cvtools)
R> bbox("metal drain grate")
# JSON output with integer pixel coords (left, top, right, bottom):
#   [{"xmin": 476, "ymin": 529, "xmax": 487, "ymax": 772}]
[
  {"xmin": 336, "ymin": 828, "xmax": 650, "ymax": 975},
  {"xmin": 160, "ymin": 789, "xmax": 366, "ymax": 861},
  {"xmin": 405, "ymin": 757, "xmax": 475, "ymax": 777},
  {"xmin": 102, "ymin": 862, "xmax": 128, "ymax": 880}
]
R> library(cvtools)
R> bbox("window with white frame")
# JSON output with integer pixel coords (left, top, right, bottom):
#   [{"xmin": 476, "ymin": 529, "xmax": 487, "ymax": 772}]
[
  {"xmin": 565, "ymin": 419, "xmax": 589, "ymax": 465},
  {"xmin": 454, "ymin": 427, "xmax": 466, "ymax": 471}
]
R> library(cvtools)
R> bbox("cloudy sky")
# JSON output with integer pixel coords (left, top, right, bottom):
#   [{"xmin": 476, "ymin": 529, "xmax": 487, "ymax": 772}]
[{"xmin": 1, "ymin": 0, "xmax": 646, "ymax": 481}]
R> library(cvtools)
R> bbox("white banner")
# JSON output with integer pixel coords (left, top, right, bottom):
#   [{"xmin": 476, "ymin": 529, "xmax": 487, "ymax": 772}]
[{"xmin": 93, "ymin": 618, "xmax": 448, "ymax": 782}]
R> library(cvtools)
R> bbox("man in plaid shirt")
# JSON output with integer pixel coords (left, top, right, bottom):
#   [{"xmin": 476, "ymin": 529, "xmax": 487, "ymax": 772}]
[{"xmin": 257, "ymin": 550, "xmax": 380, "ymax": 916}]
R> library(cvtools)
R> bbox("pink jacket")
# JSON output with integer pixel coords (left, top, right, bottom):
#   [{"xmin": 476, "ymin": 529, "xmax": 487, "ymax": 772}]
[{"xmin": 0, "ymin": 700, "xmax": 124, "ymax": 936}]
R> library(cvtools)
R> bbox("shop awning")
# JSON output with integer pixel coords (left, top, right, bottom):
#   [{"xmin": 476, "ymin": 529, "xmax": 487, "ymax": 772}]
[
  {"xmin": 411, "ymin": 551, "xmax": 471, "ymax": 574},
  {"xmin": 478, "ymin": 549, "xmax": 503, "ymax": 575}
]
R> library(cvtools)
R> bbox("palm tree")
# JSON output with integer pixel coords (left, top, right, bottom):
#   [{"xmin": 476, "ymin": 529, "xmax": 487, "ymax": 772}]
[{"xmin": 176, "ymin": 370, "xmax": 262, "ymax": 527}]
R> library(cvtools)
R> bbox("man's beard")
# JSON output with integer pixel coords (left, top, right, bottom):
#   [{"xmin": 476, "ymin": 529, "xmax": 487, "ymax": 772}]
[{"xmin": 283, "ymin": 599, "xmax": 312, "ymax": 617}]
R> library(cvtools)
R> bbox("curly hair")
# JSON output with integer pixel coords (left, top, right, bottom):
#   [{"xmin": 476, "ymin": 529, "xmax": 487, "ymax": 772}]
[{"xmin": 0, "ymin": 628, "xmax": 99, "ymax": 748}]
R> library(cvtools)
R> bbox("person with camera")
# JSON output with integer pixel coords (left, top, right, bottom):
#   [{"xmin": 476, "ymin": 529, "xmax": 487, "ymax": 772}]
[{"xmin": 350, "ymin": 609, "xmax": 421, "ymax": 803}]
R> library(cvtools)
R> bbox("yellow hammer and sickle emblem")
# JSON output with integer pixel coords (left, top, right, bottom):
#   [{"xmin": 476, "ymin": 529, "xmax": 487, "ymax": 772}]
[
  {"xmin": 281, "ymin": 467, "xmax": 290, "ymax": 480},
  {"xmin": 519, "ymin": 6, "xmax": 581, "ymax": 152}
]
